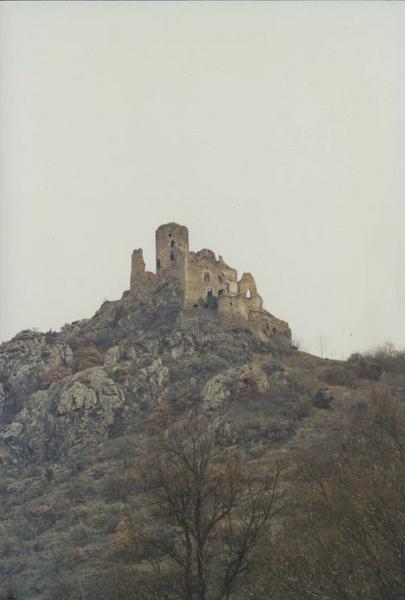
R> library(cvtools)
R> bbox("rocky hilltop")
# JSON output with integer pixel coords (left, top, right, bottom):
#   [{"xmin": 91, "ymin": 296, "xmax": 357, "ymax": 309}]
[
  {"xmin": 0, "ymin": 229, "xmax": 395, "ymax": 600},
  {"xmin": 0, "ymin": 277, "xmax": 292, "ymax": 470}
]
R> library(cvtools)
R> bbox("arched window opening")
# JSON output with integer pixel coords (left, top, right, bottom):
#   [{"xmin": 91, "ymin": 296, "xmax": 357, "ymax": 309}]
[
  {"xmin": 225, "ymin": 282, "xmax": 230, "ymax": 293},
  {"xmin": 156, "ymin": 258, "xmax": 161, "ymax": 270},
  {"xmin": 218, "ymin": 289, "xmax": 224, "ymax": 296},
  {"xmin": 218, "ymin": 275, "xmax": 223, "ymax": 284},
  {"xmin": 170, "ymin": 251, "xmax": 175, "ymax": 262},
  {"xmin": 246, "ymin": 288, "xmax": 252, "ymax": 299},
  {"xmin": 168, "ymin": 233, "xmax": 172, "ymax": 237},
  {"xmin": 204, "ymin": 272, "xmax": 210, "ymax": 283},
  {"xmin": 207, "ymin": 288, "xmax": 213, "ymax": 297},
  {"xmin": 171, "ymin": 240, "xmax": 175, "ymax": 247}
]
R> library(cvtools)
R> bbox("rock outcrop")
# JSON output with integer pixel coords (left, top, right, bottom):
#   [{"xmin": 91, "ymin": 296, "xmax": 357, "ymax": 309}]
[{"xmin": 202, "ymin": 364, "xmax": 269, "ymax": 411}]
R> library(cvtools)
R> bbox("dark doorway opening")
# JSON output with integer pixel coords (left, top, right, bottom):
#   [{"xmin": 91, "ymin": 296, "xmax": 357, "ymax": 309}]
[{"xmin": 206, "ymin": 288, "xmax": 217, "ymax": 310}]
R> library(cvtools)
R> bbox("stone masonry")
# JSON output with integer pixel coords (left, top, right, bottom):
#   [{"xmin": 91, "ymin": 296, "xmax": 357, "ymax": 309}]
[{"xmin": 130, "ymin": 222, "xmax": 291, "ymax": 343}]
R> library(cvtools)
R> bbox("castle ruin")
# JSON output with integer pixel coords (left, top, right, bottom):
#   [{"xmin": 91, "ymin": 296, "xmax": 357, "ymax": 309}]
[{"xmin": 130, "ymin": 223, "xmax": 291, "ymax": 343}]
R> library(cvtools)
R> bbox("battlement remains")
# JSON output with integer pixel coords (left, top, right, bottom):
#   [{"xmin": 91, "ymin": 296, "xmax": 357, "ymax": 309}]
[{"xmin": 130, "ymin": 222, "xmax": 291, "ymax": 343}]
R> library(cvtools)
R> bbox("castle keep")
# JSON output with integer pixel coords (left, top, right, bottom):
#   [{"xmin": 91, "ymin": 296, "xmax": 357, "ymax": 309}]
[{"xmin": 130, "ymin": 223, "xmax": 291, "ymax": 343}]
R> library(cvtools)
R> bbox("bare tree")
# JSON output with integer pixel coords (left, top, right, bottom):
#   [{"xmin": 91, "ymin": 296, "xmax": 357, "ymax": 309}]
[{"xmin": 130, "ymin": 418, "xmax": 281, "ymax": 600}]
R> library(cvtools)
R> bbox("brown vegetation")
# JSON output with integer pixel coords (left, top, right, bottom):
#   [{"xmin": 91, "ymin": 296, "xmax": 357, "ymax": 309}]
[
  {"xmin": 89, "ymin": 419, "xmax": 281, "ymax": 600},
  {"xmin": 350, "ymin": 342, "xmax": 405, "ymax": 375},
  {"xmin": 75, "ymin": 345, "xmax": 104, "ymax": 372},
  {"xmin": 46, "ymin": 365, "xmax": 73, "ymax": 384},
  {"xmin": 251, "ymin": 391, "xmax": 405, "ymax": 600}
]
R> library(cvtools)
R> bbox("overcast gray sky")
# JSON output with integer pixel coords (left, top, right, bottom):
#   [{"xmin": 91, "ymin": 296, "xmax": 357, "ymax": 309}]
[{"xmin": 1, "ymin": 1, "xmax": 404, "ymax": 358}]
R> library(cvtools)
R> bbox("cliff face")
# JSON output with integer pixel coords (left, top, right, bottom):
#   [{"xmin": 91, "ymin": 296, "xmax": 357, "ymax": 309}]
[{"xmin": 0, "ymin": 279, "xmax": 383, "ymax": 599}]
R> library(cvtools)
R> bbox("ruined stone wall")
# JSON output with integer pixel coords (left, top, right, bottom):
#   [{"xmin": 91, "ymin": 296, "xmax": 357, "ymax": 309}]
[
  {"xmin": 151, "ymin": 224, "xmax": 265, "ymax": 317},
  {"xmin": 217, "ymin": 272, "xmax": 263, "ymax": 317},
  {"xmin": 237, "ymin": 273, "xmax": 263, "ymax": 311},
  {"xmin": 184, "ymin": 250, "xmax": 238, "ymax": 307},
  {"xmin": 128, "ymin": 222, "xmax": 290, "ymax": 346},
  {"xmin": 217, "ymin": 294, "xmax": 249, "ymax": 319},
  {"xmin": 130, "ymin": 249, "xmax": 156, "ymax": 291}
]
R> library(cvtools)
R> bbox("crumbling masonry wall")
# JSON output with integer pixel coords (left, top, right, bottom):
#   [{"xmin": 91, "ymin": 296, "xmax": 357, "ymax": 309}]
[
  {"xmin": 130, "ymin": 222, "xmax": 291, "ymax": 344},
  {"xmin": 130, "ymin": 249, "xmax": 156, "ymax": 292},
  {"xmin": 184, "ymin": 250, "xmax": 238, "ymax": 307}
]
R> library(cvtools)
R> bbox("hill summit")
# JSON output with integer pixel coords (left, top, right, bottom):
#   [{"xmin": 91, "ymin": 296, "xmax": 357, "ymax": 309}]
[{"xmin": 0, "ymin": 223, "xmax": 391, "ymax": 599}]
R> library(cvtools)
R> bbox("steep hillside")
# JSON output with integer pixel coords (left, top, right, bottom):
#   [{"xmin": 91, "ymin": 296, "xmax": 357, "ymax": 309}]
[{"xmin": 0, "ymin": 278, "xmax": 391, "ymax": 599}]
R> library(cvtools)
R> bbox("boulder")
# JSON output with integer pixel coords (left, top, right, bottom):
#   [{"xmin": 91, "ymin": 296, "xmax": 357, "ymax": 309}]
[{"xmin": 202, "ymin": 364, "xmax": 268, "ymax": 411}]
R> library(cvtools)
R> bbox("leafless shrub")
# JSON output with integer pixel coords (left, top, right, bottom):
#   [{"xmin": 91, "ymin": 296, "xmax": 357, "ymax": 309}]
[
  {"xmin": 252, "ymin": 391, "xmax": 405, "ymax": 600},
  {"xmin": 47, "ymin": 365, "xmax": 73, "ymax": 384},
  {"xmin": 75, "ymin": 345, "xmax": 104, "ymax": 372},
  {"xmin": 350, "ymin": 342, "xmax": 405, "ymax": 374}
]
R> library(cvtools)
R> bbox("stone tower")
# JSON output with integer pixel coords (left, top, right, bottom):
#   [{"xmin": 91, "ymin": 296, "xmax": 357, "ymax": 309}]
[{"xmin": 155, "ymin": 223, "xmax": 189, "ymax": 289}]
